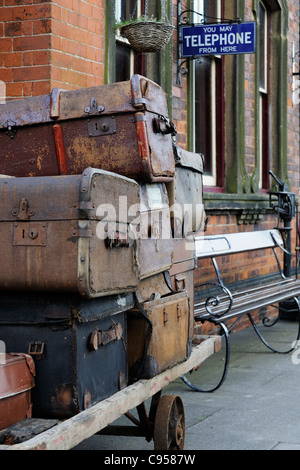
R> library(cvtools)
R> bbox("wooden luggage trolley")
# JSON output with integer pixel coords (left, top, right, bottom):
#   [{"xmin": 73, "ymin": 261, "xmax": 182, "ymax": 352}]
[
  {"xmin": 0, "ymin": 335, "xmax": 220, "ymax": 450},
  {"xmin": 0, "ymin": 76, "xmax": 213, "ymax": 450}
]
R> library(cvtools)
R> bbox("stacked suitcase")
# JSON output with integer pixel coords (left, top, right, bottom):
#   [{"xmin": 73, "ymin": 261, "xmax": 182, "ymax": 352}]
[{"xmin": 0, "ymin": 75, "xmax": 206, "ymax": 422}]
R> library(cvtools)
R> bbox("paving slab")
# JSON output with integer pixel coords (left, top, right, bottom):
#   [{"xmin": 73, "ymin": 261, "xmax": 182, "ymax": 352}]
[{"xmin": 73, "ymin": 319, "xmax": 300, "ymax": 451}]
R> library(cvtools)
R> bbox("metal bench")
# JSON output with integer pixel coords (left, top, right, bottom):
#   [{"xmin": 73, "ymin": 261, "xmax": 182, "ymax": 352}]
[{"xmin": 182, "ymin": 229, "xmax": 300, "ymax": 392}]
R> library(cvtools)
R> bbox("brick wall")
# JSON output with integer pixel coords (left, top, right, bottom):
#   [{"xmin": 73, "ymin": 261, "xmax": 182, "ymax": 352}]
[
  {"xmin": 0, "ymin": 0, "xmax": 105, "ymax": 100},
  {"xmin": 171, "ymin": 1, "xmax": 188, "ymax": 149}
]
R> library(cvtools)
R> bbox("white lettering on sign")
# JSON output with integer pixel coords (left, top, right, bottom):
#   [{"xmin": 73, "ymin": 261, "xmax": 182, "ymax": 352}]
[
  {"xmin": 184, "ymin": 31, "xmax": 253, "ymax": 49},
  {"xmin": 220, "ymin": 25, "xmax": 233, "ymax": 32},
  {"xmin": 182, "ymin": 22, "xmax": 256, "ymax": 57}
]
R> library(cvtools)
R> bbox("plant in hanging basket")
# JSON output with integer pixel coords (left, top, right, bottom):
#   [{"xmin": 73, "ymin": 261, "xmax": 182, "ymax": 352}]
[{"xmin": 115, "ymin": 17, "xmax": 174, "ymax": 53}]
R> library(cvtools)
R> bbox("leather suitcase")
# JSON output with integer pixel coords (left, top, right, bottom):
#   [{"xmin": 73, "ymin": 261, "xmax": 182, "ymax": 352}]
[
  {"xmin": 138, "ymin": 183, "xmax": 173, "ymax": 280},
  {"xmin": 0, "ymin": 353, "xmax": 35, "ymax": 430},
  {"xmin": 168, "ymin": 145, "xmax": 206, "ymax": 236},
  {"xmin": 127, "ymin": 291, "xmax": 192, "ymax": 381},
  {"xmin": 0, "ymin": 292, "xmax": 132, "ymax": 418},
  {"xmin": 0, "ymin": 75, "xmax": 175, "ymax": 183},
  {"xmin": 0, "ymin": 167, "xmax": 140, "ymax": 298},
  {"xmin": 168, "ymin": 238, "xmax": 196, "ymax": 342}
]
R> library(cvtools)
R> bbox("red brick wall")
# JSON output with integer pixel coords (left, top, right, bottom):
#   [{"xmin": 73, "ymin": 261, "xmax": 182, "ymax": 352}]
[
  {"xmin": 50, "ymin": 0, "xmax": 104, "ymax": 91},
  {"xmin": 171, "ymin": 1, "xmax": 188, "ymax": 149},
  {"xmin": 0, "ymin": 0, "xmax": 105, "ymax": 100},
  {"xmin": 0, "ymin": 1, "xmax": 52, "ymax": 98},
  {"xmin": 171, "ymin": 0, "xmax": 299, "ymax": 335}
]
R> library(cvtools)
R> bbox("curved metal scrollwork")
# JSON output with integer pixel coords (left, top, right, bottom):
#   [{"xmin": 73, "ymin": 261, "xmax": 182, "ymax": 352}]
[
  {"xmin": 260, "ymin": 305, "xmax": 280, "ymax": 328},
  {"xmin": 195, "ymin": 282, "xmax": 233, "ymax": 320}
]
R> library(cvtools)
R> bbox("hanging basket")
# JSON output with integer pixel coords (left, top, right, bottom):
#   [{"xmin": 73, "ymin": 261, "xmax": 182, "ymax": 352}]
[{"xmin": 120, "ymin": 21, "xmax": 174, "ymax": 53}]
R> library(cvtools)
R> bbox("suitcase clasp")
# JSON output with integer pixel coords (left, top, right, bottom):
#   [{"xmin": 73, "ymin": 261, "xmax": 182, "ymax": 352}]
[
  {"xmin": 89, "ymin": 322, "xmax": 124, "ymax": 351},
  {"xmin": 4, "ymin": 119, "xmax": 17, "ymax": 139},
  {"xmin": 84, "ymin": 97, "xmax": 105, "ymax": 115},
  {"xmin": 12, "ymin": 198, "xmax": 35, "ymax": 220},
  {"xmin": 28, "ymin": 341, "xmax": 45, "ymax": 360}
]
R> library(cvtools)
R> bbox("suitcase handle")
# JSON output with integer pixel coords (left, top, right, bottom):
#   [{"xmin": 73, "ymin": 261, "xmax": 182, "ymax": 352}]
[
  {"xmin": 89, "ymin": 321, "xmax": 123, "ymax": 351},
  {"xmin": 152, "ymin": 115, "xmax": 177, "ymax": 136}
]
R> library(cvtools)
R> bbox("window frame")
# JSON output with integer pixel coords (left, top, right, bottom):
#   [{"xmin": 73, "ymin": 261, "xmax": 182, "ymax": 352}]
[
  {"xmin": 196, "ymin": 0, "xmax": 289, "ymax": 212},
  {"xmin": 258, "ymin": 0, "xmax": 270, "ymax": 191},
  {"xmin": 251, "ymin": 0, "xmax": 289, "ymax": 194},
  {"xmin": 191, "ymin": 0, "xmax": 225, "ymax": 190}
]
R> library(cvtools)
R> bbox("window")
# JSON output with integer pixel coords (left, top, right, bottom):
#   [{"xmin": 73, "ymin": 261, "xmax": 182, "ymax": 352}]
[
  {"xmin": 258, "ymin": 0, "xmax": 270, "ymax": 190},
  {"xmin": 193, "ymin": 0, "xmax": 224, "ymax": 189},
  {"xmin": 115, "ymin": 0, "xmax": 160, "ymax": 83}
]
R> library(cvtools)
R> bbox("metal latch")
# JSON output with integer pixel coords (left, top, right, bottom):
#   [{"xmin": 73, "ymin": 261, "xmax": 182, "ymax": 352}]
[
  {"xmin": 87, "ymin": 116, "xmax": 117, "ymax": 137},
  {"xmin": 4, "ymin": 119, "xmax": 17, "ymax": 139},
  {"xmin": 131, "ymin": 97, "xmax": 147, "ymax": 109},
  {"xmin": 28, "ymin": 341, "xmax": 45, "ymax": 360},
  {"xmin": 12, "ymin": 198, "xmax": 35, "ymax": 220},
  {"xmin": 89, "ymin": 322, "xmax": 123, "ymax": 350},
  {"xmin": 84, "ymin": 97, "xmax": 105, "ymax": 115},
  {"xmin": 71, "ymin": 227, "xmax": 94, "ymax": 238},
  {"xmin": 177, "ymin": 303, "xmax": 183, "ymax": 320}
]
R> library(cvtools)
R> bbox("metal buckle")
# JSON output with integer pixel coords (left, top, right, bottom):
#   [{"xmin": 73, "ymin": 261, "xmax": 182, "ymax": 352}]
[{"xmin": 28, "ymin": 341, "xmax": 45, "ymax": 360}]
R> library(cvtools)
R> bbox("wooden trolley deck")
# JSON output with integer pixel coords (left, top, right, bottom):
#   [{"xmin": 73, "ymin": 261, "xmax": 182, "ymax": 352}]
[{"xmin": 0, "ymin": 335, "xmax": 220, "ymax": 450}]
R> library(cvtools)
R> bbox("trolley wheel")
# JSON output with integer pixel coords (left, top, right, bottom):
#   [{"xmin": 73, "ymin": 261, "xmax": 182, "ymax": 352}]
[{"xmin": 153, "ymin": 395, "xmax": 185, "ymax": 450}]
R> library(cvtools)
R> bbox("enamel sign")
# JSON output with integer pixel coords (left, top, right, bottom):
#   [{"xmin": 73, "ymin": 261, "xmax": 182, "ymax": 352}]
[{"xmin": 181, "ymin": 22, "xmax": 256, "ymax": 57}]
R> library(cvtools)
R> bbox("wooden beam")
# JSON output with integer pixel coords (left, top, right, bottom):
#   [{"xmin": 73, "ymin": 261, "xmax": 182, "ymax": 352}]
[{"xmin": 5, "ymin": 336, "xmax": 219, "ymax": 451}]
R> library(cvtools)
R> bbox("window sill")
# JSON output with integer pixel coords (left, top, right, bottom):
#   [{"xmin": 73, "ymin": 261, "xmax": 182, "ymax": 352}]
[{"xmin": 203, "ymin": 191, "xmax": 271, "ymax": 212}]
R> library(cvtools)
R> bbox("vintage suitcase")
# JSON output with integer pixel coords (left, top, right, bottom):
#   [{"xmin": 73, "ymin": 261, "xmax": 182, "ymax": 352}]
[
  {"xmin": 167, "ymin": 145, "xmax": 206, "ymax": 237},
  {"xmin": 0, "ymin": 167, "xmax": 140, "ymax": 298},
  {"xmin": 127, "ymin": 291, "xmax": 192, "ymax": 381},
  {"xmin": 0, "ymin": 75, "xmax": 175, "ymax": 183},
  {"xmin": 0, "ymin": 353, "xmax": 35, "ymax": 430},
  {"xmin": 135, "ymin": 272, "xmax": 173, "ymax": 304},
  {"xmin": 138, "ymin": 183, "xmax": 173, "ymax": 280},
  {"xmin": 0, "ymin": 292, "xmax": 132, "ymax": 418},
  {"xmin": 168, "ymin": 238, "xmax": 196, "ymax": 342}
]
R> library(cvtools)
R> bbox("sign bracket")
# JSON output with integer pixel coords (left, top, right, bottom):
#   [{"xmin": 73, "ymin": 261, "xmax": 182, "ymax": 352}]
[{"xmin": 176, "ymin": 0, "xmax": 254, "ymax": 85}]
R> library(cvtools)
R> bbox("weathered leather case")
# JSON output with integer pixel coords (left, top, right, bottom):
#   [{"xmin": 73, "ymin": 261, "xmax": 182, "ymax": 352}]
[
  {"xmin": 0, "ymin": 353, "xmax": 35, "ymax": 430},
  {"xmin": 0, "ymin": 75, "xmax": 175, "ymax": 183},
  {"xmin": 0, "ymin": 167, "xmax": 140, "ymax": 298},
  {"xmin": 0, "ymin": 292, "xmax": 133, "ymax": 418}
]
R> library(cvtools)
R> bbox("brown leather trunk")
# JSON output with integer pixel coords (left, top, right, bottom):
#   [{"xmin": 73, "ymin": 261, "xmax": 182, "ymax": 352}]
[
  {"xmin": 0, "ymin": 75, "xmax": 175, "ymax": 183},
  {"xmin": 0, "ymin": 354, "xmax": 35, "ymax": 430},
  {"xmin": 127, "ymin": 291, "xmax": 192, "ymax": 381},
  {"xmin": 0, "ymin": 167, "xmax": 140, "ymax": 298}
]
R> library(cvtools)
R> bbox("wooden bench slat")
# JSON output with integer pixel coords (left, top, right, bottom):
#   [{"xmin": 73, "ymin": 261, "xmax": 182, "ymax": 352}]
[{"xmin": 194, "ymin": 278, "xmax": 300, "ymax": 322}]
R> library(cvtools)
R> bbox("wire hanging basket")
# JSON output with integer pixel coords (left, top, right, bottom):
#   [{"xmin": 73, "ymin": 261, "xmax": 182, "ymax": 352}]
[{"xmin": 120, "ymin": 20, "xmax": 174, "ymax": 53}]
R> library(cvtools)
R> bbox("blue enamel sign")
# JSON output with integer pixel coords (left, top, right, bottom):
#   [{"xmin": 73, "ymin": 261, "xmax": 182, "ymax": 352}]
[{"xmin": 181, "ymin": 22, "xmax": 256, "ymax": 57}]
